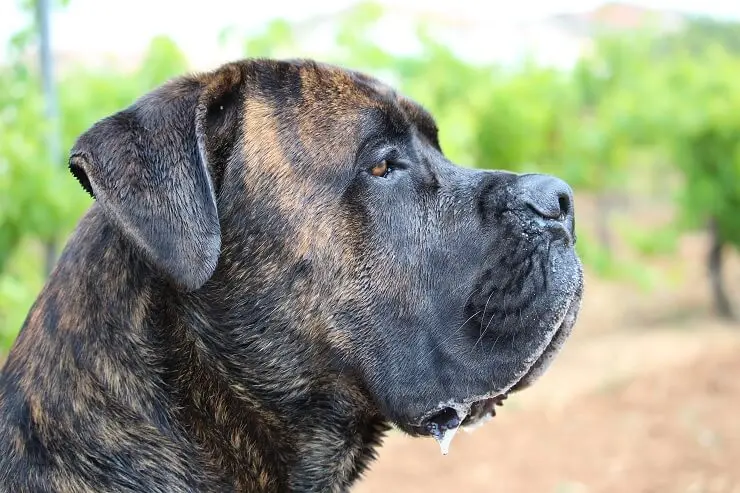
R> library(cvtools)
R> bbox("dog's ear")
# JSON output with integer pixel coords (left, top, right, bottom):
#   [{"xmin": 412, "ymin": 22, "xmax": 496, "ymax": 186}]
[{"xmin": 69, "ymin": 66, "xmax": 244, "ymax": 291}]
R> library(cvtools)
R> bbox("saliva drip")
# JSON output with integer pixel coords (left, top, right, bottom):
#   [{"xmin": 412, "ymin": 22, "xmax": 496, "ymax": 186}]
[{"xmin": 424, "ymin": 405, "xmax": 470, "ymax": 455}]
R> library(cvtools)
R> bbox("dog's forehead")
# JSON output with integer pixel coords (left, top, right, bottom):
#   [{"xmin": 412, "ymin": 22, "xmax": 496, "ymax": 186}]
[
  {"xmin": 295, "ymin": 59, "xmax": 396, "ymax": 105},
  {"xmin": 224, "ymin": 59, "xmax": 437, "ymax": 136},
  {"xmin": 304, "ymin": 61, "xmax": 440, "ymax": 148}
]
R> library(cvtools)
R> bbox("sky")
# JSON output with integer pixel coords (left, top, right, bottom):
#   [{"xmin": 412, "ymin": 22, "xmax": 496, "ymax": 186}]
[{"xmin": 1, "ymin": 0, "xmax": 739, "ymax": 65}]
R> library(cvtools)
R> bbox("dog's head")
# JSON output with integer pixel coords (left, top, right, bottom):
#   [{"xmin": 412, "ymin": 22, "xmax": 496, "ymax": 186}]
[{"xmin": 69, "ymin": 59, "xmax": 582, "ymax": 439}]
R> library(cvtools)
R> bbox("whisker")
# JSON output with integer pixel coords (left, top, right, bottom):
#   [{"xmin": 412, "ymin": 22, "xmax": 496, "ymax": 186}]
[
  {"xmin": 425, "ymin": 310, "xmax": 481, "ymax": 358},
  {"xmin": 474, "ymin": 302, "xmax": 498, "ymax": 348},
  {"xmin": 488, "ymin": 310, "xmax": 510, "ymax": 357},
  {"xmin": 479, "ymin": 290, "xmax": 495, "ymax": 330}
]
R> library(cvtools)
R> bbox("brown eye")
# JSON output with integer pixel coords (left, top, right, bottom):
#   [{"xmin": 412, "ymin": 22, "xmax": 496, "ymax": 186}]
[{"xmin": 369, "ymin": 160, "xmax": 390, "ymax": 177}]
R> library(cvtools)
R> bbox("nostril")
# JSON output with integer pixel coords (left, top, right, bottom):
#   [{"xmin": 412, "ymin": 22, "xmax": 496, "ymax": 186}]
[{"xmin": 557, "ymin": 193, "xmax": 570, "ymax": 219}]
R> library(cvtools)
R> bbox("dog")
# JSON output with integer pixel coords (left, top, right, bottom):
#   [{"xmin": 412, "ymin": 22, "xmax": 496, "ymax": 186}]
[{"xmin": 0, "ymin": 58, "xmax": 583, "ymax": 492}]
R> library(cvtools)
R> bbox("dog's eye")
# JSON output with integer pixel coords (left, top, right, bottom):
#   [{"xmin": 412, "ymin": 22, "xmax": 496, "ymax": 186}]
[{"xmin": 369, "ymin": 160, "xmax": 392, "ymax": 178}]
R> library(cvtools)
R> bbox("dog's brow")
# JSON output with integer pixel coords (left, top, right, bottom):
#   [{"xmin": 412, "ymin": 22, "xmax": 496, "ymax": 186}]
[{"xmin": 397, "ymin": 98, "xmax": 440, "ymax": 150}]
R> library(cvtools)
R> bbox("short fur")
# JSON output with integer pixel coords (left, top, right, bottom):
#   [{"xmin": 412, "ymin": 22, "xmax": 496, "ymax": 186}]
[{"xmin": 0, "ymin": 59, "xmax": 583, "ymax": 492}]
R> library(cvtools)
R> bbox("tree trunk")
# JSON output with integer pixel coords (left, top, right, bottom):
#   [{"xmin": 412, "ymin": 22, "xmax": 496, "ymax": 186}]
[
  {"xmin": 37, "ymin": 0, "xmax": 60, "ymax": 276},
  {"xmin": 708, "ymin": 217, "xmax": 735, "ymax": 320}
]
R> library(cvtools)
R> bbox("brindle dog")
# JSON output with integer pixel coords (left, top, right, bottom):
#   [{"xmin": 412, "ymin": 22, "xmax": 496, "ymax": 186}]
[{"xmin": 0, "ymin": 59, "xmax": 583, "ymax": 492}]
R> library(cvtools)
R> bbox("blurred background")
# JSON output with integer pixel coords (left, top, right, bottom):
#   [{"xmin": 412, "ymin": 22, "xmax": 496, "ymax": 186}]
[{"xmin": 2, "ymin": 0, "xmax": 740, "ymax": 491}]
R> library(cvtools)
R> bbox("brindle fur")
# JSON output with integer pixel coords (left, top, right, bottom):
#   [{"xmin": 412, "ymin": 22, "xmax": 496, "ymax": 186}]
[{"xmin": 0, "ymin": 59, "xmax": 583, "ymax": 492}]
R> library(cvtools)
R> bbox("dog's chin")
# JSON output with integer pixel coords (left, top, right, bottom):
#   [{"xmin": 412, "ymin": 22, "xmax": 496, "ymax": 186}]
[{"xmin": 405, "ymin": 292, "xmax": 581, "ymax": 439}]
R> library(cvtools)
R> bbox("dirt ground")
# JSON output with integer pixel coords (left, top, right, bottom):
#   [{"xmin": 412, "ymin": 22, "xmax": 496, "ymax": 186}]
[{"xmin": 354, "ymin": 197, "xmax": 740, "ymax": 493}]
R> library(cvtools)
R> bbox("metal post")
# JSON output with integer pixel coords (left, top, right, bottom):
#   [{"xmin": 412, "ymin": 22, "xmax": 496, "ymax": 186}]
[{"xmin": 36, "ymin": 0, "xmax": 61, "ymax": 275}]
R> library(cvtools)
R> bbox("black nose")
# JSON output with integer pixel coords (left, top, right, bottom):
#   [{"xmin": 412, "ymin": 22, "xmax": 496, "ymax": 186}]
[{"xmin": 518, "ymin": 174, "xmax": 575, "ymax": 236}]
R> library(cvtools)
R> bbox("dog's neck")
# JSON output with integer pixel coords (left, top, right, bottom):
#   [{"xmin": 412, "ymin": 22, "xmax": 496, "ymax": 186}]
[
  {"xmin": 152, "ymin": 286, "xmax": 390, "ymax": 492},
  {"xmin": 101, "ymin": 196, "xmax": 392, "ymax": 491}
]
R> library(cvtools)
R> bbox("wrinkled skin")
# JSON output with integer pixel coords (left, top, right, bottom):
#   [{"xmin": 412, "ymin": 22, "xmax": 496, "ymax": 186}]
[{"xmin": 0, "ymin": 59, "xmax": 582, "ymax": 492}]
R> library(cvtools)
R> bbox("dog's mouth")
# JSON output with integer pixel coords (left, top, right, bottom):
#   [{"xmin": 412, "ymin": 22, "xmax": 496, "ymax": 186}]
[
  {"xmin": 409, "ymin": 293, "xmax": 581, "ymax": 454},
  {"xmin": 414, "ymin": 394, "xmax": 509, "ymax": 454},
  {"xmin": 408, "ymin": 394, "xmax": 508, "ymax": 455}
]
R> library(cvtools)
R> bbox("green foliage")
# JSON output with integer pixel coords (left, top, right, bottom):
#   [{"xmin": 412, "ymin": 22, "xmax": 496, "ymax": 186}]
[
  {"xmin": 623, "ymin": 224, "xmax": 680, "ymax": 257},
  {"xmin": 472, "ymin": 65, "xmax": 578, "ymax": 174},
  {"xmin": 568, "ymin": 32, "xmax": 661, "ymax": 189},
  {"xmin": 575, "ymin": 232, "xmax": 657, "ymax": 292},
  {"xmin": 243, "ymin": 19, "xmax": 299, "ymax": 59},
  {"xmin": 667, "ymin": 46, "xmax": 740, "ymax": 248}
]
